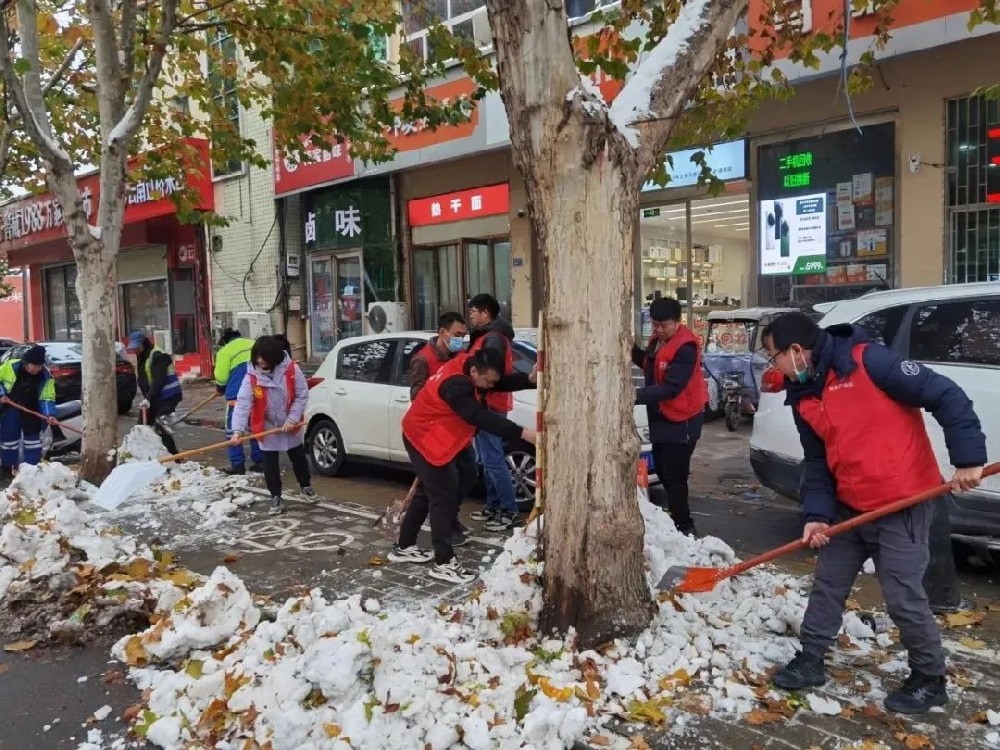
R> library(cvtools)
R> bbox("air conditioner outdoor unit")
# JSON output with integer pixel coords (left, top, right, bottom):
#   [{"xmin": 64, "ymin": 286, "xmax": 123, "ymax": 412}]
[
  {"xmin": 152, "ymin": 329, "xmax": 173, "ymax": 354},
  {"xmin": 235, "ymin": 311, "xmax": 272, "ymax": 339},
  {"xmin": 365, "ymin": 302, "xmax": 408, "ymax": 335}
]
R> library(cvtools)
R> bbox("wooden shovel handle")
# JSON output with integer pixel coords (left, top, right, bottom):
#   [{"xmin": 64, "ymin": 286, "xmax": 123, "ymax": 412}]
[
  {"xmin": 722, "ymin": 462, "xmax": 1000, "ymax": 579},
  {"xmin": 158, "ymin": 422, "xmax": 305, "ymax": 465},
  {"xmin": 1, "ymin": 399, "xmax": 84, "ymax": 435}
]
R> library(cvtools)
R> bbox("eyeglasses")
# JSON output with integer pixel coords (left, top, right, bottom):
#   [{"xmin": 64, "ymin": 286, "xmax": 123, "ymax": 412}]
[{"xmin": 765, "ymin": 349, "xmax": 786, "ymax": 366}]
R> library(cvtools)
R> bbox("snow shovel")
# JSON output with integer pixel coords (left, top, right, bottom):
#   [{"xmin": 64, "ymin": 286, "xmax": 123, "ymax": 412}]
[
  {"xmin": 1, "ymin": 400, "xmax": 84, "ymax": 435},
  {"xmin": 372, "ymin": 478, "xmax": 419, "ymax": 540},
  {"xmin": 90, "ymin": 423, "xmax": 304, "ymax": 511},
  {"xmin": 165, "ymin": 391, "xmax": 220, "ymax": 427},
  {"xmin": 657, "ymin": 462, "xmax": 1000, "ymax": 595}
]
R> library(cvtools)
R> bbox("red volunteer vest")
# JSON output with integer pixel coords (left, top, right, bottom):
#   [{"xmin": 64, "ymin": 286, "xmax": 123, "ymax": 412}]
[
  {"xmin": 249, "ymin": 365, "xmax": 297, "ymax": 434},
  {"xmin": 402, "ymin": 353, "xmax": 478, "ymax": 467},
  {"xmin": 794, "ymin": 344, "xmax": 941, "ymax": 512},
  {"xmin": 416, "ymin": 341, "xmax": 448, "ymax": 379},
  {"xmin": 469, "ymin": 332, "xmax": 513, "ymax": 413},
  {"xmin": 644, "ymin": 324, "xmax": 709, "ymax": 421}
]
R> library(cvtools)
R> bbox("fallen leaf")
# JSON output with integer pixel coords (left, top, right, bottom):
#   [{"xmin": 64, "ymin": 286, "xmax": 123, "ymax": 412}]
[
  {"xmin": 829, "ymin": 667, "xmax": 852, "ymax": 682},
  {"xmin": 862, "ymin": 702, "xmax": 884, "ymax": 718},
  {"xmin": 944, "ymin": 611, "xmax": 986, "ymax": 628},
  {"xmin": 122, "ymin": 704, "xmax": 144, "ymax": 724},
  {"xmin": 959, "ymin": 636, "xmax": 986, "ymax": 650},
  {"xmin": 102, "ymin": 668, "xmax": 126, "ymax": 685},
  {"xmin": 902, "ymin": 734, "xmax": 932, "ymax": 749},
  {"xmin": 845, "ymin": 598, "xmax": 861, "ymax": 611},
  {"xmin": 185, "ymin": 660, "xmax": 204, "ymax": 679},
  {"xmin": 677, "ymin": 692, "xmax": 712, "ymax": 715},
  {"xmin": 122, "ymin": 636, "xmax": 148, "ymax": 667},
  {"xmin": 840, "ymin": 707, "xmax": 856, "ymax": 718},
  {"xmin": 406, "ymin": 634, "xmax": 421, "ymax": 645},
  {"xmin": 368, "ymin": 556, "xmax": 386, "ymax": 567},
  {"xmin": 627, "ymin": 698, "xmax": 668, "ymax": 726},
  {"xmin": 166, "ymin": 569, "xmax": 201, "ymax": 588},
  {"xmin": 323, "ymin": 723, "xmax": 341, "ymax": 738},
  {"xmin": 970, "ymin": 710, "xmax": 988, "ymax": 724},
  {"xmin": 837, "ymin": 633, "xmax": 859, "ymax": 650},
  {"xmin": 384, "ymin": 703, "xmax": 400, "ymax": 714},
  {"xmin": 744, "ymin": 709, "xmax": 786, "ymax": 725},
  {"xmin": 627, "ymin": 736, "xmax": 652, "ymax": 750},
  {"xmin": 589, "ymin": 736, "xmax": 612, "ymax": 748},
  {"xmin": 537, "ymin": 677, "xmax": 574, "ymax": 702},
  {"xmin": 223, "ymin": 553, "xmax": 242, "ymax": 563},
  {"xmin": 486, "ymin": 606, "xmax": 499, "ymax": 621},
  {"xmin": 3, "ymin": 639, "xmax": 37, "ymax": 652}
]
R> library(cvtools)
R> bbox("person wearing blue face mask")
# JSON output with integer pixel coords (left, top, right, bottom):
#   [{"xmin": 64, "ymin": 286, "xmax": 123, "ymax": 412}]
[{"xmin": 410, "ymin": 312, "xmax": 468, "ymax": 399}]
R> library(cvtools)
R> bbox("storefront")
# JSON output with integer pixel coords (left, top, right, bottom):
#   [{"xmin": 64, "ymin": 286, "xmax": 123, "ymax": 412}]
[
  {"xmin": 302, "ymin": 178, "xmax": 395, "ymax": 358},
  {"xmin": 0, "ymin": 140, "xmax": 215, "ymax": 376},
  {"xmin": 636, "ymin": 139, "xmax": 750, "ymax": 340},
  {"xmin": 753, "ymin": 121, "xmax": 897, "ymax": 307}
]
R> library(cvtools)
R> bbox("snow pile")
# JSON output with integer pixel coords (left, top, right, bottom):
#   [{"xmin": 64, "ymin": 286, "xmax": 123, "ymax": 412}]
[{"xmin": 112, "ymin": 492, "xmax": 885, "ymax": 749}]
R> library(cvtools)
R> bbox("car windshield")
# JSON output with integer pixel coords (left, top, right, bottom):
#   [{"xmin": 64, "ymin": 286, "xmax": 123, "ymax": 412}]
[
  {"xmin": 40, "ymin": 342, "xmax": 84, "ymax": 362},
  {"xmin": 704, "ymin": 321, "xmax": 756, "ymax": 354}
]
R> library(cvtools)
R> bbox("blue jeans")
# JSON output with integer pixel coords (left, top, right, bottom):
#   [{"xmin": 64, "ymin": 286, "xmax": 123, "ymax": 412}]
[
  {"xmin": 474, "ymin": 424, "xmax": 518, "ymax": 515},
  {"xmin": 226, "ymin": 404, "xmax": 262, "ymax": 467},
  {"xmin": 0, "ymin": 409, "xmax": 41, "ymax": 468}
]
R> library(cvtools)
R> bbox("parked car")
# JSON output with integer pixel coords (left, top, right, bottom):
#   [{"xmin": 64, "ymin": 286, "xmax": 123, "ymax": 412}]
[
  {"xmin": 0, "ymin": 341, "xmax": 138, "ymax": 414},
  {"xmin": 304, "ymin": 332, "xmax": 657, "ymax": 511},
  {"xmin": 750, "ymin": 282, "xmax": 1000, "ymax": 557},
  {"xmin": 0, "ymin": 338, "xmax": 21, "ymax": 359}
]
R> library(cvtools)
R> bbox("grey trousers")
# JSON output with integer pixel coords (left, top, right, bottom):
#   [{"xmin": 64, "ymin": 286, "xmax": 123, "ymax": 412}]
[{"xmin": 800, "ymin": 500, "xmax": 946, "ymax": 676}]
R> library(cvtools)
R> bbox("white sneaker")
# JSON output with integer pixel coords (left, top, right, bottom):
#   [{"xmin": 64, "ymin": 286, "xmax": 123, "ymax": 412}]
[
  {"xmin": 428, "ymin": 560, "xmax": 476, "ymax": 585},
  {"xmin": 387, "ymin": 545, "xmax": 434, "ymax": 564}
]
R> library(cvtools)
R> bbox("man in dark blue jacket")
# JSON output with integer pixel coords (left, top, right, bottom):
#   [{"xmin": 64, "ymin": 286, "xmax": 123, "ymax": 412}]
[{"xmin": 761, "ymin": 313, "xmax": 986, "ymax": 714}]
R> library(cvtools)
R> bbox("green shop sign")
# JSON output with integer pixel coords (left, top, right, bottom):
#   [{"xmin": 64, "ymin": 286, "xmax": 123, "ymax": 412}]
[{"xmin": 304, "ymin": 179, "xmax": 390, "ymax": 251}]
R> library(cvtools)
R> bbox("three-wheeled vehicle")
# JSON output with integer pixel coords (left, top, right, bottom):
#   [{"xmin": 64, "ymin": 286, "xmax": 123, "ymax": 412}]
[{"xmin": 702, "ymin": 307, "xmax": 799, "ymax": 431}]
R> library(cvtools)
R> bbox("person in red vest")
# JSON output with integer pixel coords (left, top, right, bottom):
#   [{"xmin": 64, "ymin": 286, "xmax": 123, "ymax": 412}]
[
  {"xmin": 466, "ymin": 293, "xmax": 522, "ymax": 532},
  {"xmin": 761, "ymin": 313, "xmax": 986, "ymax": 714},
  {"xmin": 410, "ymin": 312, "xmax": 468, "ymax": 399},
  {"xmin": 390, "ymin": 346, "xmax": 536, "ymax": 585},
  {"xmin": 632, "ymin": 297, "xmax": 709, "ymax": 537},
  {"xmin": 230, "ymin": 335, "xmax": 316, "ymax": 517}
]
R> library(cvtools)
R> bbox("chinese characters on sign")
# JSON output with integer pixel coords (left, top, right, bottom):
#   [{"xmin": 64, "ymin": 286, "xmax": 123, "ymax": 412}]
[
  {"xmin": 386, "ymin": 97, "xmax": 475, "ymax": 139},
  {"xmin": 407, "ymin": 184, "xmax": 511, "ymax": 228},
  {"xmin": 335, "ymin": 206, "xmax": 362, "ymax": 238},
  {"xmin": 778, "ymin": 150, "xmax": 814, "ymax": 191}
]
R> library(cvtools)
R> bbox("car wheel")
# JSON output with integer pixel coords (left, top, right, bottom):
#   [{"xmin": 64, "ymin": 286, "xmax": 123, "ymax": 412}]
[
  {"xmin": 307, "ymin": 418, "xmax": 346, "ymax": 476},
  {"xmin": 505, "ymin": 445, "xmax": 536, "ymax": 513}
]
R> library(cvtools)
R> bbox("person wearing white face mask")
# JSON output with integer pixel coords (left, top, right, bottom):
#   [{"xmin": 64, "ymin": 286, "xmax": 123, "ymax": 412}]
[{"xmin": 409, "ymin": 312, "xmax": 468, "ymax": 400}]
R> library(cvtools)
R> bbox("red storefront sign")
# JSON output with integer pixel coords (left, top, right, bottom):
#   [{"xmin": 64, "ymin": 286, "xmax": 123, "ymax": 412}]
[
  {"xmin": 273, "ymin": 134, "xmax": 355, "ymax": 198},
  {"xmin": 0, "ymin": 138, "xmax": 214, "ymax": 254},
  {"xmin": 386, "ymin": 77, "xmax": 480, "ymax": 153},
  {"xmin": 407, "ymin": 183, "xmax": 510, "ymax": 227}
]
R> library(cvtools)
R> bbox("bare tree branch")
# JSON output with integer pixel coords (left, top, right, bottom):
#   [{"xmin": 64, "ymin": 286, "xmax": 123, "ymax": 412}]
[
  {"xmin": 43, "ymin": 38, "xmax": 86, "ymax": 96},
  {"xmin": 90, "ymin": 0, "xmax": 126, "ymax": 137},
  {"xmin": 120, "ymin": 0, "xmax": 140, "ymax": 84}
]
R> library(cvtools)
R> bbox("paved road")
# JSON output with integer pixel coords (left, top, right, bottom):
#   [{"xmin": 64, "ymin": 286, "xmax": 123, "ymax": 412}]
[{"xmin": 3, "ymin": 417, "xmax": 1000, "ymax": 749}]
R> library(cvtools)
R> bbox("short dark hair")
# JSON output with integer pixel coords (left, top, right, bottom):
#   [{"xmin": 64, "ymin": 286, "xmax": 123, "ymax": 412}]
[
  {"xmin": 468, "ymin": 293, "xmax": 500, "ymax": 320},
  {"xmin": 218, "ymin": 327, "xmax": 241, "ymax": 347},
  {"xmin": 251, "ymin": 336, "xmax": 287, "ymax": 369},
  {"xmin": 467, "ymin": 346, "xmax": 504, "ymax": 377},
  {"xmin": 761, "ymin": 312, "xmax": 822, "ymax": 351},
  {"xmin": 438, "ymin": 311, "xmax": 466, "ymax": 330},
  {"xmin": 649, "ymin": 297, "xmax": 682, "ymax": 322},
  {"xmin": 273, "ymin": 333, "xmax": 292, "ymax": 355}
]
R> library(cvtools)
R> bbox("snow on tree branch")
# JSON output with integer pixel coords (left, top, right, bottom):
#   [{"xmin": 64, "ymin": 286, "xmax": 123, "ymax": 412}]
[{"xmin": 608, "ymin": 0, "xmax": 747, "ymax": 171}]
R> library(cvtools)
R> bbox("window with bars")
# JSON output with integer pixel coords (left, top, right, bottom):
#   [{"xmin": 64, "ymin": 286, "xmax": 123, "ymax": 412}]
[
  {"xmin": 946, "ymin": 95, "xmax": 1000, "ymax": 283},
  {"xmin": 207, "ymin": 28, "xmax": 243, "ymax": 179},
  {"xmin": 401, "ymin": 0, "xmax": 487, "ymax": 61}
]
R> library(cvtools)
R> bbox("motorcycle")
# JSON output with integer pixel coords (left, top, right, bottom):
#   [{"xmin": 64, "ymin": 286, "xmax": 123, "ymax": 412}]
[{"xmin": 720, "ymin": 370, "xmax": 754, "ymax": 432}]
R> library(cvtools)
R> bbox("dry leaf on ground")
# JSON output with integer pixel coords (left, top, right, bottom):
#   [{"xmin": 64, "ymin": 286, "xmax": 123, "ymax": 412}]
[
  {"xmin": 959, "ymin": 636, "xmax": 986, "ymax": 650},
  {"xmin": 744, "ymin": 709, "xmax": 786, "ymax": 725},
  {"xmin": 3, "ymin": 640, "xmax": 37, "ymax": 652},
  {"xmin": 944, "ymin": 611, "xmax": 986, "ymax": 628}
]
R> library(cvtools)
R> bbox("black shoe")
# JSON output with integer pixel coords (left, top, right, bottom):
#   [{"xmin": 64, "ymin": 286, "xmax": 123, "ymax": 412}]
[
  {"xmin": 248, "ymin": 462, "xmax": 264, "ymax": 473},
  {"xmin": 773, "ymin": 651, "xmax": 827, "ymax": 690},
  {"xmin": 452, "ymin": 530, "xmax": 469, "ymax": 547},
  {"xmin": 675, "ymin": 520, "xmax": 698, "ymax": 538},
  {"xmin": 884, "ymin": 671, "xmax": 948, "ymax": 714},
  {"xmin": 930, "ymin": 597, "xmax": 974, "ymax": 616},
  {"xmin": 269, "ymin": 496, "xmax": 284, "ymax": 516},
  {"xmin": 223, "ymin": 465, "xmax": 246, "ymax": 476}
]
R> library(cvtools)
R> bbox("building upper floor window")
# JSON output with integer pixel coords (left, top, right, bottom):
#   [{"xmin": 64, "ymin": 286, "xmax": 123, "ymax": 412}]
[
  {"xmin": 207, "ymin": 28, "xmax": 243, "ymax": 179},
  {"xmin": 401, "ymin": 0, "xmax": 488, "ymax": 60}
]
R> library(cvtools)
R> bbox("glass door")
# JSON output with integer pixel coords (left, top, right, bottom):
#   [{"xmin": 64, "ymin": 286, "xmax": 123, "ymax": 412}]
[
  {"xmin": 309, "ymin": 257, "xmax": 335, "ymax": 357},
  {"xmin": 462, "ymin": 237, "xmax": 512, "ymax": 320},
  {"xmin": 335, "ymin": 253, "xmax": 364, "ymax": 341}
]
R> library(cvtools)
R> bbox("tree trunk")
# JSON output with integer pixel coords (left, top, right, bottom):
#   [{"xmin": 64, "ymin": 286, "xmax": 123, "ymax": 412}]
[
  {"xmin": 75, "ymin": 241, "xmax": 120, "ymax": 483},
  {"xmin": 534, "ymin": 141, "xmax": 653, "ymax": 646}
]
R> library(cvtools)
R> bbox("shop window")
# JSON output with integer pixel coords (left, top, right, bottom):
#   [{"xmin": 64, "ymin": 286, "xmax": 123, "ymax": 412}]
[
  {"xmin": 170, "ymin": 268, "xmax": 196, "ymax": 355},
  {"xmin": 207, "ymin": 27, "xmax": 242, "ymax": 178},
  {"xmin": 413, "ymin": 238, "xmax": 512, "ymax": 330},
  {"xmin": 121, "ymin": 279, "xmax": 170, "ymax": 343},
  {"xmin": 757, "ymin": 122, "xmax": 896, "ymax": 307},
  {"xmin": 401, "ymin": 0, "xmax": 488, "ymax": 61},
  {"xmin": 43, "ymin": 264, "xmax": 82, "ymax": 341},
  {"xmin": 336, "ymin": 339, "xmax": 397, "ymax": 383},
  {"xmin": 854, "ymin": 305, "xmax": 907, "ymax": 347},
  {"xmin": 908, "ymin": 298, "xmax": 1000, "ymax": 367}
]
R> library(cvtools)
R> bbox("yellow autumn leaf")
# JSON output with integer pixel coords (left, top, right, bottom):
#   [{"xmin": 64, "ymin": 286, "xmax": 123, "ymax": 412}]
[
  {"xmin": 122, "ymin": 636, "xmax": 148, "ymax": 666},
  {"xmin": 627, "ymin": 698, "xmax": 668, "ymax": 726},
  {"xmin": 537, "ymin": 677, "xmax": 573, "ymax": 702},
  {"xmin": 167, "ymin": 569, "xmax": 201, "ymax": 587},
  {"xmin": 944, "ymin": 610, "xmax": 986, "ymax": 628},
  {"xmin": 185, "ymin": 660, "xmax": 204, "ymax": 679},
  {"xmin": 3, "ymin": 639, "xmax": 37, "ymax": 652},
  {"xmin": 124, "ymin": 558, "xmax": 153, "ymax": 579},
  {"xmin": 324, "ymin": 723, "xmax": 341, "ymax": 738},
  {"xmin": 959, "ymin": 636, "xmax": 986, "ymax": 650}
]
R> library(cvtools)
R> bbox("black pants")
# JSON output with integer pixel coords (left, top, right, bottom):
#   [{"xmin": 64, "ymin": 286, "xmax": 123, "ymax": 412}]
[
  {"xmin": 143, "ymin": 397, "xmax": 181, "ymax": 454},
  {"xmin": 652, "ymin": 440, "xmax": 697, "ymax": 532},
  {"xmin": 399, "ymin": 437, "xmax": 478, "ymax": 564},
  {"xmin": 261, "ymin": 445, "xmax": 311, "ymax": 498}
]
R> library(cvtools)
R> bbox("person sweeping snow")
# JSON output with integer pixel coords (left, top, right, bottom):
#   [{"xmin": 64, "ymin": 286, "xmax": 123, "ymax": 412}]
[
  {"xmin": 230, "ymin": 335, "xmax": 316, "ymax": 516},
  {"xmin": 0, "ymin": 345, "xmax": 57, "ymax": 482},
  {"xmin": 761, "ymin": 312, "xmax": 986, "ymax": 714}
]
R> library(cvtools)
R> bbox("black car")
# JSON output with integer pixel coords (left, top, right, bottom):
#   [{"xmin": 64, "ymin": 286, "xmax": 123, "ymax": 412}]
[{"xmin": 0, "ymin": 341, "xmax": 137, "ymax": 414}]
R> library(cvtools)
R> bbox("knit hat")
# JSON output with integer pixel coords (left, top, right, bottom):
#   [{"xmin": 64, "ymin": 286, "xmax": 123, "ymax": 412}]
[
  {"xmin": 126, "ymin": 331, "xmax": 147, "ymax": 351},
  {"xmin": 22, "ymin": 345, "xmax": 46, "ymax": 365}
]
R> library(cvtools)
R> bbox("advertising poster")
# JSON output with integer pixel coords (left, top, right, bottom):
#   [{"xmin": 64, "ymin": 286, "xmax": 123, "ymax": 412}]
[{"xmin": 759, "ymin": 193, "xmax": 828, "ymax": 276}]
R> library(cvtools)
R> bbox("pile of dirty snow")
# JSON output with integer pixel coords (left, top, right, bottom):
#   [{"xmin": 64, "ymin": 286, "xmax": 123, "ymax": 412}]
[
  {"xmin": 111, "ymin": 492, "xmax": 889, "ymax": 749},
  {"xmin": 0, "ymin": 463, "xmax": 208, "ymax": 644}
]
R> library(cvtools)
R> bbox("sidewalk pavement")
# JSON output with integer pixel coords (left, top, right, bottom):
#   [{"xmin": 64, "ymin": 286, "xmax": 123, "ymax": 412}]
[{"xmin": 176, "ymin": 379, "xmax": 229, "ymax": 430}]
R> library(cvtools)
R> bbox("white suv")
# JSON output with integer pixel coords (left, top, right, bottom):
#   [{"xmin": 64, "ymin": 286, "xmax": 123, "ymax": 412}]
[
  {"xmin": 750, "ymin": 282, "xmax": 1000, "ymax": 556},
  {"xmin": 304, "ymin": 332, "xmax": 656, "ymax": 510}
]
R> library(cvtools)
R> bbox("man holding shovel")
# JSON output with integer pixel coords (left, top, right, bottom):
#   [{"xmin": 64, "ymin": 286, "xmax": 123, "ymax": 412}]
[
  {"xmin": 761, "ymin": 313, "xmax": 986, "ymax": 714},
  {"xmin": 0, "ymin": 345, "xmax": 57, "ymax": 482},
  {"xmin": 127, "ymin": 332, "xmax": 183, "ymax": 455}
]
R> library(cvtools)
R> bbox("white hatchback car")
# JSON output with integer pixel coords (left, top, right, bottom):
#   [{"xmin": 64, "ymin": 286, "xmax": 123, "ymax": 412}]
[
  {"xmin": 750, "ymin": 282, "xmax": 1000, "ymax": 555},
  {"xmin": 304, "ymin": 332, "xmax": 656, "ymax": 510}
]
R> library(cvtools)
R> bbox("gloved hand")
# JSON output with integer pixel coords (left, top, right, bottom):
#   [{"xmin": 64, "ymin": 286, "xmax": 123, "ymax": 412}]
[{"xmin": 139, "ymin": 398, "xmax": 151, "ymax": 411}]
